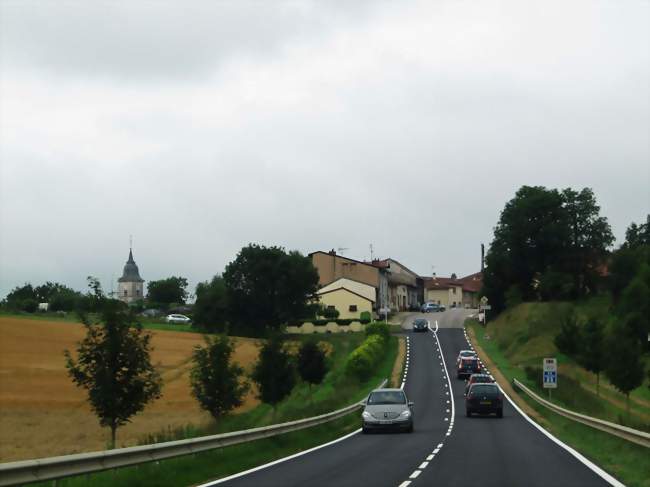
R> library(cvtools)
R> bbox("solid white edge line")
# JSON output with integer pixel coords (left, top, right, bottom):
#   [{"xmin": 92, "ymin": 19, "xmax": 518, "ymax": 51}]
[
  {"xmin": 196, "ymin": 427, "xmax": 363, "ymax": 486},
  {"xmin": 463, "ymin": 332, "xmax": 624, "ymax": 487}
]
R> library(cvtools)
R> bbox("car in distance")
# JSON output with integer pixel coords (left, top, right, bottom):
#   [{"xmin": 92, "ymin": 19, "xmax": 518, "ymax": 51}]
[
  {"xmin": 464, "ymin": 373, "xmax": 495, "ymax": 396},
  {"xmin": 361, "ymin": 388, "xmax": 414, "ymax": 433},
  {"xmin": 165, "ymin": 313, "xmax": 191, "ymax": 324},
  {"xmin": 457, "ymin": 356, "xmax": 481, "ymax": 379},
  {"xmin": 421, "ymin": 302, "xmax": 439, "ymax": 313},
  {"xmin": 438, "ymin": 304, "xmax": 446, "ymax": 312},
  {"xmin": 412, "ymin": 318, "xmax": 428, "ymax": 332},
  {"xmin": 455, "ymin": 350, "xmax": 477, "ymax": 366},
  {"xmin": 466, "ymin": 383, "xmax": 503, "ymax": 418}
]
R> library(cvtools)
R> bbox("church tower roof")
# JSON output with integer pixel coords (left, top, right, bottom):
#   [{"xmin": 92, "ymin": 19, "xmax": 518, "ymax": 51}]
[{"xmin": 118, "ymin": 248, "xmax": 144, "ymax": 283}]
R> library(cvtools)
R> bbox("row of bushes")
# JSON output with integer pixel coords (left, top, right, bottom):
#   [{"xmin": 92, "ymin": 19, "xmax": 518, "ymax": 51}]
[
  {"xmin": 345, "ymin": 323, "xmax": 391, "ymax": 381},
  {"xmin": 287, "ymin": 318, "xmax": 372, "ymax": 327}
]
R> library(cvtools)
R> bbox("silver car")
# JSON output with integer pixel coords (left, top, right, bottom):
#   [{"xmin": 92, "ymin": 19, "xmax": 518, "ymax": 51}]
[{"xmin": 361, "ymin": 388, "xmax": 414, "ymax": 433}]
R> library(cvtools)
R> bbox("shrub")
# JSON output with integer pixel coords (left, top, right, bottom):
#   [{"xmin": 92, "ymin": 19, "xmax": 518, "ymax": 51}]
[
  {"xmin": 345, "ymin": 334, "xmax": 389, "ymax": 381},
  {"xmin": 321, "ymin": 307, "xmax": 340, "ymax": 320},
  {"xmin": 335, "ymin": 319, "xmax": 353, "ymax": 326},
  {"xmin": 313, "ymin": 319, "xmax": 330, "ymax": 326},
  {"xmin": 365, "ymin": 322, "xmax": 390, "ymax": 342},
  {"xmin": 359, "ymin": 311, "xmax": 372, "ymax": 323}
]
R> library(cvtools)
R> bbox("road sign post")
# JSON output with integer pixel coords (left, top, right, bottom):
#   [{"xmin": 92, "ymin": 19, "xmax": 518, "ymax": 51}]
[
  {"xmin": 479, "ymin": 297, "xmax": 490, "ymax": 325},
  {"xmin": 543, "ymin": 357, "xmax": 557, "ymax": 400}
]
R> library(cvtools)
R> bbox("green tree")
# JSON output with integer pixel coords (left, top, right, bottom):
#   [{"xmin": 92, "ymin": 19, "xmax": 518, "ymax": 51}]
[
  {"xmin": 615, "ymin": 263, "xmax": 650, "ymax": 351},
  {"xmin": 623, "ymin": 215, "xmax": 650, "ymax": 249},
  {"xmin": 604, "ymin": 323, "xmax": 645, "ymax": 415},
  {"xmin": 147, "ymin": 276, "xmax": 188, "ymax": 307},
  {"xmin": 554, "ymin": 312, "xmax": 581, "ymax": 357},
  {"xmin": 251, "ymin": 335, "xmax": 296, "ymax": 415},
  {"xmin": 2, "ymin": 283, "xmax": 37, "ymax": 311},
  {"xmin": 193, "ymin": 276, "xmax": 229, "ymax": 332},
  {"xmin": 190, "ymin": 335, "xmax": 249, "ymax": 423},
  {"xmin": 561, "ymin": 188, "xmax": 614, "ymax": 296},
  {"xmin": 224, "ymin": 244, "xmax": 319, "ymax": 336},
  {"xmin": 64, "ymin": 297, "xmax": 162, "ymax": 448},
  {"xmin": 578, "ymin": 318, "xmax": 606, "ymax": 396},
  {"xmin": 297, "ymin": 341, "xmax": 328, "ymax": 401}
]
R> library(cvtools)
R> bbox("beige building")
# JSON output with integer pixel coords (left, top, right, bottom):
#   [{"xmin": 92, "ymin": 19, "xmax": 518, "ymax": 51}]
[
  {"xmin": 311, "ymin": 251, "xmax": 380, "ymax": 288},
  {"xmin": 316, "ymin": 278, "xmax": 375, "ymax": 319},
  {"xmin": 423, "ymin": 273, "xmax": 483, "ymax": 308}
]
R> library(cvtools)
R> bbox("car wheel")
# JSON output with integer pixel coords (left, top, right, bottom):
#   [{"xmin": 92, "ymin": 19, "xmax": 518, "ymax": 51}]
[
  {"xmin": 408, "ymin": 423, "xmax": 414, "ymax": 433},
  {"xmin": 362, "ymin": 426, "xmax": 368, "ymax": 434},
  {"xmin": 466, "ymin": 409, "xmax": 471, "ymax": 417},
  {"xmin": 497, "ymin": 409, "xmax": 503, "ymax": 418}
]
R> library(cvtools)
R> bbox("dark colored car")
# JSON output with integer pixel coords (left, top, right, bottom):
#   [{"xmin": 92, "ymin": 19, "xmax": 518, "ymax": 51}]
[
  {"xmin": 466, "ymin": 383, "xmax": 503, "ymax": 418},
  {"xmin": 457, "ymin": 356, "xmax": 481, "ymax": 379},
  {"xmin": 464, "ymin": 373, "xmax": 495, "ymax": 396},
  {"xmin": 412, "ymin": 318, "xmax": 428, "ymax": 332}
]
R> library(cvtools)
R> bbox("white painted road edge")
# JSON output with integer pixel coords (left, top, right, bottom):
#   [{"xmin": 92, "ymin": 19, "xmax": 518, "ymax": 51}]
[
  {"xmin": 462, "ymin": 328, "xmax": 624, "ymax": 487},
  {"xmin": 196, "ymin": 428, "xmax": 362, "ymax": 486}
]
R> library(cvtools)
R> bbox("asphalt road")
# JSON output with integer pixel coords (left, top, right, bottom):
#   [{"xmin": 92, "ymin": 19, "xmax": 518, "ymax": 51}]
[{"xmin": 208, "ymin": 310, "xmax": 615, "ymax": 487}]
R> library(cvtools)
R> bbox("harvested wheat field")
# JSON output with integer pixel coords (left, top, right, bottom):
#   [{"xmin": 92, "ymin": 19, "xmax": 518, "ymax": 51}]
[{"xmin": 0, "ymin": 317, "xmax": 260, "ymax": 462}]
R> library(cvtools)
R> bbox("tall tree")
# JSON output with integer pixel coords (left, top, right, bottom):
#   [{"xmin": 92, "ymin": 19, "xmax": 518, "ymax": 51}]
[
  {"xmin": 251, "ymin": 335, "xmax": 296, "ymax": 415},
  {"xmin": 554, "ymin": 312, "xmax": 582, "ymax": 357},
  {"xmin": 224, "ymin": 244, "xmax": 319, "ymax": 335},
  {"xmin": 623, "ymin": 215, "xmax": 650, "ymax": 249},
  {"xmin": 147, "ymin": 276, "xmax": 188, "ymax": 307},
  {"xmin": 190, "ymin": 335, "xmax": 249, "ymax": 423},
  {"xmin": 297, "ymin": 341, "xmax": 328, "ymax": 401},
  {"xmin": 193, "ymin": 276, "xmax": 229, "ymax": 332},
  {"xmin": 578, "ymin": 318, "xmax": 606, "ymax": 396},
  {"xmin": 561, "ymin": 188, "xmax": 614, "ymax": 296},
  {"xmin": 64, "ymin": 298, "xmax": 162, "ymax": 448}
]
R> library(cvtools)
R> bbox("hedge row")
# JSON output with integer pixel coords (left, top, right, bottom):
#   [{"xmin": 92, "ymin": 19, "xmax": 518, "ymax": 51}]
[
  {"xmin": 287, "ymin": 318, "xmax": 372, "ymax": 327},
  {"xmin": 345, "ymin": 323, "xmax": 391, "ymax": 381}
]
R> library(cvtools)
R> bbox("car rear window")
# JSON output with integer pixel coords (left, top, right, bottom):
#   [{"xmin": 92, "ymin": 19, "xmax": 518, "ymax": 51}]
[
  {"xmin": 469, "ymin": 384, "xmax": 499, "ymax": 396},
  {"xmin": 367, "ymin": 391, "xmax": 406, "ymax": 405}
]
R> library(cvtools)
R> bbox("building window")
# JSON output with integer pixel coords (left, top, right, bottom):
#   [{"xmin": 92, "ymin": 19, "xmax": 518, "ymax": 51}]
[
  {"xmin": 327, "ymin": 305, "xmax": 336, "ymax": 310},
  {"xmin": 136, "ymin": 289, "xmax": 140, "ymax": 296},
  {"xmin": 452, "ymin": 287, "xmax": 456, "ymax": 294},
  {"xmin": 124, "ymin": 290, "xmax": 128, "ymax": 296},
  {"xmin": 349, "ymin": 305, "xmax": 358, "ymax": 312}
]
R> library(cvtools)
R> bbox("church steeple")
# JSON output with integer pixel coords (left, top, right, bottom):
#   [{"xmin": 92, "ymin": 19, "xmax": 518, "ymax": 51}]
[{"xmin": 117, "ymin": 240, "xmax": 145, "ymax": 303}]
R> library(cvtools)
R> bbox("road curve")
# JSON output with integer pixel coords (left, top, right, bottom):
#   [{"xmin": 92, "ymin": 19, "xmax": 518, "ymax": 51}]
[{"xmin": 205, "ymin": 310, "xmax": 615, "ymax": 487}]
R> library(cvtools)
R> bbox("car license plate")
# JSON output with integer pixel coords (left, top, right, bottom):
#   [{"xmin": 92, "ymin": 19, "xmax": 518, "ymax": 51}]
[
  {"xmin": 379, "ymin": 420, "xmax": 391, "ymax": 425},
  {"xmin": 480, "ymin": 401, "xmax": 491, "ymax": 405}
]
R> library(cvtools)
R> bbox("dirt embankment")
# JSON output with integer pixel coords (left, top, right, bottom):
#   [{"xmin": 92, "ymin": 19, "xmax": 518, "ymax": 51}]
[
  {"xmin": 391, "ymin": 336, "xmax": 406, "ymax": 387},
  {"xmin": 0, "ymin": 318, "xmax": 260, "ymax": 462}
]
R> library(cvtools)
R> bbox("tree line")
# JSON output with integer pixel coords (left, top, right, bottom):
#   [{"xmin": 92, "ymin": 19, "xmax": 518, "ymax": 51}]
[{"xmin": 65, "ymin": 278, "xmax": 330, "ymax": 448}]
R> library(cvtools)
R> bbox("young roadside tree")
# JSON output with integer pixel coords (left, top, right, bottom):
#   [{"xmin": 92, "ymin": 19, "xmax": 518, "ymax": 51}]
[
  {"xmin": 604, "ymin": 324, "xmax": 645, "ymax": 415},
  {"xmin": 578, "ymin": 318, "xmax": 606, "ymax": 396},
  {"xmin": 190, "ymin": 335, "xmax": 249, "ymax": 423},
  {"xmin": 64, "ymin": 298, "xmax": 162, "ymax": 448},
  {"xmin": 297, "ymin": 341, "xmax": 328, "ymax": 402},
  {"xmin": 251, "ymin": 335, "xmax": 296, "ymax": 417},
  {"xmin": 554, "ymin": 312, "xmax": 582, "ymax": 357},
  {"xmin": 224, "ymin": 244, "xmax": 319, "ymax": 336}
]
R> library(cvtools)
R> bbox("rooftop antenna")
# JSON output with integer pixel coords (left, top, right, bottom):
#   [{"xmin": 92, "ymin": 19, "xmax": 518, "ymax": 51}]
[
  {"xmin": 130, "ymin": 234, "xmax": 133, "ymax": 251},
  {"xmin": 431, "ymin": 265, "xmax": 436, "ymax": 278},
  {"xmin": 369, "ymin": 244, "xmax": 374, "ymax": 261},
  {"xmin": 337, "ymin": 247, "xmax": 349, "ymax": 256}
]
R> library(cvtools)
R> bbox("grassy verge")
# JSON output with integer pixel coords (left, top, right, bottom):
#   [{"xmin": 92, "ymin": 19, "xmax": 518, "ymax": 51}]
[
  {"xmin": 31, "ymin": 413, "xmax": 361, "ymax": 487},
  {"xmin": 467, "ymin": 319, "xmax": 649, "ymax": 487},
  {"xmin": 28, "ymin": 334, "xmax": 398, "ymax": 486}
]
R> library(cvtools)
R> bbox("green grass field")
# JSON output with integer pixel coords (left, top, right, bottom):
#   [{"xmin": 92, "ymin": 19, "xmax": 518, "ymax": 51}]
[
  {"xmin": 29, "ymin": 332, "xmax": 400, "ymax": 486},
  {"xmin": 468, "ymin": 308, "xmax": 650, "ymax": 487}
]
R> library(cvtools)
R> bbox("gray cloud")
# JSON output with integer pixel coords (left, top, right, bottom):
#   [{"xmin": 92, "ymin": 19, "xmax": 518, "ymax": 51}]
[{"xmin": 1, "ymin": 0, "xmax": 648, "ymax": 298}]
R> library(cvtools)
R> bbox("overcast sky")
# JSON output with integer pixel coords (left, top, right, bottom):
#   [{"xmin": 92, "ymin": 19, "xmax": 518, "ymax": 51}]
[{"xmin": 1, "ymin": 0, "xmax": 648, "ymax": 299}]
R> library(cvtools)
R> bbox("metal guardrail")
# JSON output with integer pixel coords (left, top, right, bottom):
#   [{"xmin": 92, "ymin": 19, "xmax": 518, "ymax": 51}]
[
  {"xmin": 513, "ymin": 378, "xmax": 650, "ymax": 448},
  {"xmin": 0, "ymin": 379, "xmax": 387, "ymax": 486}
]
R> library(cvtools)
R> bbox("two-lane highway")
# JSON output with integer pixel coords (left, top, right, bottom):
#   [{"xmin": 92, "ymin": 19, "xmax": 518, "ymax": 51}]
[{"xmin": 204, "ymin": 310, "xmax": 618, "ymax": 487}]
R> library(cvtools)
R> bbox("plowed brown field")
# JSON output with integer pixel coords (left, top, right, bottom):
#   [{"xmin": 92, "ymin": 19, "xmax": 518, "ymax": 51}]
[{"xmin": 0, "ymin": 317, "xmax": 260, "ymax": 462}]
